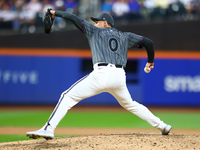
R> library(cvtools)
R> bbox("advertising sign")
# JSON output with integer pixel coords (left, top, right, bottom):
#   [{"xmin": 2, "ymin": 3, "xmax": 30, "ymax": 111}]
[
  {"xmin": 0, "ymin": 56, "xmax": 80, "ymax": 104},
  {"xmin": 143, "ymin": 59, "xmax": 200, "ymax": 106}
]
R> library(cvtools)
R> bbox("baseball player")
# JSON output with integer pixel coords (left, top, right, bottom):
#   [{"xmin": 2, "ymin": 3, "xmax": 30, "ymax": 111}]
[{"xmin": 26, "ymin": 10, "xmax": 172, "ymax": 140}]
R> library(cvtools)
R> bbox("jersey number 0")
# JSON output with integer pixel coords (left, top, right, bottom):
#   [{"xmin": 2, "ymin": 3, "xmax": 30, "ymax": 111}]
[{"xmin": 109, "ymin": 38, "xmax": 118, "ymax": 52}]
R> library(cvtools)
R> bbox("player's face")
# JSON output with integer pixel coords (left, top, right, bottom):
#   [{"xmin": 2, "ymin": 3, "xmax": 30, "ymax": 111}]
[{"xmin": 94, "ymin": 21, "xmax": 105, "ymax": 28}]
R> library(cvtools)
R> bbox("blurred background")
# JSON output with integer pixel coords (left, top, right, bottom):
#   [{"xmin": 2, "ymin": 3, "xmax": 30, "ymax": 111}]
[
  {"xmin": 0, "ymin": 0, "xmax": 200, "ymax": 34},
  {"xmin": 0, "ymin": 0, "xmax": 200, "ymax": 107}
]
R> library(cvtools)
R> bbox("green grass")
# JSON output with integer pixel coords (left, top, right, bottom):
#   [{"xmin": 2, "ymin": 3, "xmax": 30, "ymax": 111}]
[
  {"xmin": 0, "ymin": 111, "xmax": 200, "ymax": 129},
  {"xmin": 0, "ymin": 135, "xmax": 32, "ymax": 143},
  {"xmin": 0, "ymin": 110, "xmax": 200, "ymax": 143},
  {"xmin": 0, "ymin": 134, "xmax": 72, "ymax": 143}
]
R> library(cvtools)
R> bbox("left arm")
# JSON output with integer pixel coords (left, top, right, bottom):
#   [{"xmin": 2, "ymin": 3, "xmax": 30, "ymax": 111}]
[
  {"xmin": 50, "ymin": 10, "xmax": 83, "ymax": 31},
  {"xmin": 50, "ymin": 10, "xmax": 96, "ymax": 37}
]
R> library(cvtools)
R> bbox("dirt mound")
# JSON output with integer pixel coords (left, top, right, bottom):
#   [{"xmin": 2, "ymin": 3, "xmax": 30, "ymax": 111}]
[{"xmin": 0, "ymin": 133, "xmax": 199, "ymax": 150}]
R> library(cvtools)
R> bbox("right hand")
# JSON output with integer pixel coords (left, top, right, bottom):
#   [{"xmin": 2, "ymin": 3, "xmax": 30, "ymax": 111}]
[
  {"xmin": 145, "ymin": 62, "xmax": 154, "ymax": 70},
  {"xmin": 50, "ymin": 10, "xmax": 56, "ymax": 19}
]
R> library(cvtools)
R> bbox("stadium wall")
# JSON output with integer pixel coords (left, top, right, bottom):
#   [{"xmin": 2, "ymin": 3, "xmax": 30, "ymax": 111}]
[
  {"xmin": 0, "ymin": 49, "xmax": 200, "ymax": 106},
  {"xmin": 0, "ymin": 20, "xmax": 200, "ymax": 51}
]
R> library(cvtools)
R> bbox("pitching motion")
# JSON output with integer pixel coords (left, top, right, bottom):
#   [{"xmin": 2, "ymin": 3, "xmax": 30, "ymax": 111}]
[{"xmin": 26, "ymin": 9, "xmax": 172, "ymax": 140}]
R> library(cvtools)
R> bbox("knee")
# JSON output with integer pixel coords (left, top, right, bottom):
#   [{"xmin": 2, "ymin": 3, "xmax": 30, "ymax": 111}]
[
  {"xmin": 60, "ymin": 91, "xmax": 81, "ymax": 104},
  {"xmin": 120, "ymin": 100, "xmax": 140, "ymax": 110},
  {"xmin": 59, "ymin": 92, "xmax": 79, "ymax": 110}
]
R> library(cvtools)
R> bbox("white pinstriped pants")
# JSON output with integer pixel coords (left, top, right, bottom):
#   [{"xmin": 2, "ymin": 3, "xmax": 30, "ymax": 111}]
[{"xmin": 47, "ymin": 63, "xmax": 166, "ymax": 131}]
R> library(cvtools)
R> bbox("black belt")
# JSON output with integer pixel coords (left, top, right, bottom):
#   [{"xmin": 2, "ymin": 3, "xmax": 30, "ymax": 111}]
[{"xmin": 98, "ymin": 63, "xmax": 124, "ymax": 69}]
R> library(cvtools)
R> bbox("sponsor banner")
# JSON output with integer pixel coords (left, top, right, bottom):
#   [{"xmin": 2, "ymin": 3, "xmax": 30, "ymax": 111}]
[
  {"xmin": 0, "ymin": 56, "xmax": 142, "ymax": 105},
  {"xmin": 0, "ymin": 56, "xmax": 81, "ymax": 104},
  {"xmin": 143, "ymin": 59, "xmax": 200, "ymax": 106},
  {"xmin": 1, "ymin": 55, "xmax": 199, "ymax": 106}
]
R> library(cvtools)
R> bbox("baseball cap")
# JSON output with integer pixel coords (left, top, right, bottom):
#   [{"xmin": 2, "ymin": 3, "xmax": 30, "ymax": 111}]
[{"xmin": 91, "ymin": 12, "xmax": 114, "ymax": 27}]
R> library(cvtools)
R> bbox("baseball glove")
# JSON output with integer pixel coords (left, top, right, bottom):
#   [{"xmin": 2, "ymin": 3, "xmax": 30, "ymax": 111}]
[{"xmin": 44, "ymin": 8, "xmax": 54, "ymax": 34}]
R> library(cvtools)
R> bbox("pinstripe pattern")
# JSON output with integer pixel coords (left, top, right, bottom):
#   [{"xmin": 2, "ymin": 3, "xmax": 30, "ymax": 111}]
[
  {"xmin": 24, "ymin": 11, "xmax": 171, "ymax": 138},
  {"xmin": 55, "ymin": 11, "xmax": 143, "ymax": 67},
  {"xmin": 46, "ymin": 74, "xmax": 89, "ymax": 127},
  {"xmin": 82, "ymin": 22, "xmax": 143, "ymax": 67},
  {"xmin": 27, "ymin": 12, "xmax": 171, "ymax": 137}
]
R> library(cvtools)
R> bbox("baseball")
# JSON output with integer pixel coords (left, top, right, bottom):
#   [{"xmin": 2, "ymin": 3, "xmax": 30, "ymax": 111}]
[{"xmin": 144, "ymin": 67, "xmax": 151, "ymax": 73}]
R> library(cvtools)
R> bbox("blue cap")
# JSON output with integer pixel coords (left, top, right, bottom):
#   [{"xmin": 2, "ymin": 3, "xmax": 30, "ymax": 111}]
[{"xmin": 91, "ymin": 12, "xmax": 114, "ymax": 27}]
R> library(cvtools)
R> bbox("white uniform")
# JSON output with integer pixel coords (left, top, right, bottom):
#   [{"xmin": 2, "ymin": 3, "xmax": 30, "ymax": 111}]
[
  {"xmin": 47, "ymin": 63, "xmax": 166, "ymax": 131},
  {"xmin": 27, "ymin": 11, "xmax": 171, "ymax": 140}
]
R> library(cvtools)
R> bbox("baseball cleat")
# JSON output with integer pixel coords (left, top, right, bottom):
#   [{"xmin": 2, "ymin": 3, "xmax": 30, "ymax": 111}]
[
  {"xmin": 161, "ymin": 125, "xmax": 172, "ymax": 135},
  {"xmin": 26, "ymin": 129, "xmax": 54, "ymax": 140}
]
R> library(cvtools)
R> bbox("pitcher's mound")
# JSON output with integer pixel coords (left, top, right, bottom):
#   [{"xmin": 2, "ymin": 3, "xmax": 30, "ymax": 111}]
[{"xmin": 0, "ymin": 133, "xmax": 200, "ymax": 150}]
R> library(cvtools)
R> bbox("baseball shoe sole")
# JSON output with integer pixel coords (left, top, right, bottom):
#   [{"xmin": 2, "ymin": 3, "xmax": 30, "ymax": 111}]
[
  {"xmin": 161, "ymin": 125, "xmax": 172, "ymax": 135},
  {"xmin": 26, "ymin": 130, "xmax": 54, "ymax": 140}
]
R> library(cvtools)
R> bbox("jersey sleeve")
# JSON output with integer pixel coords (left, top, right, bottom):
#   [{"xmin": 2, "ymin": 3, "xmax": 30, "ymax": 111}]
[
  {"xmin": 127, "ymin": 32, "xmax": 154, "ymax": 63},
  {"xmin": 82, "ymin": 20, "xmax": 97, "ymax": 39},
  {"xmin": 127, "ymin": 32, "xmax": 143, "ymax": 49},
  {"xmin": 138, "ymin": 37, "xmax": 155, "ymax": 63},
  {"xmin": 55, "ymin": 10, "xmax": 96, "ymax": 38}
]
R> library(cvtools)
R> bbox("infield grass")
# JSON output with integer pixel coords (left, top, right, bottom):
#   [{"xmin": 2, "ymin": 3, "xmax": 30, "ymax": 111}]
[
  {"xmin": 0, "ymin": 110, "xmax": 200, "ymax": 143},
  {"xmin": 0, "ymin": 110, "xmax": 200, "ymax": 129},
  {"xmin": 0, "ymin": 134, "xmax": 72, "ymax": 143}
]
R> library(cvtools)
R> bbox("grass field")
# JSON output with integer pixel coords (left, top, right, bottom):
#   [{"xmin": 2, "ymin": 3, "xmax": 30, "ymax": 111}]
[{"xmin": 0, "ymin": 109, "xmax": 200, "ymax": 143}]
